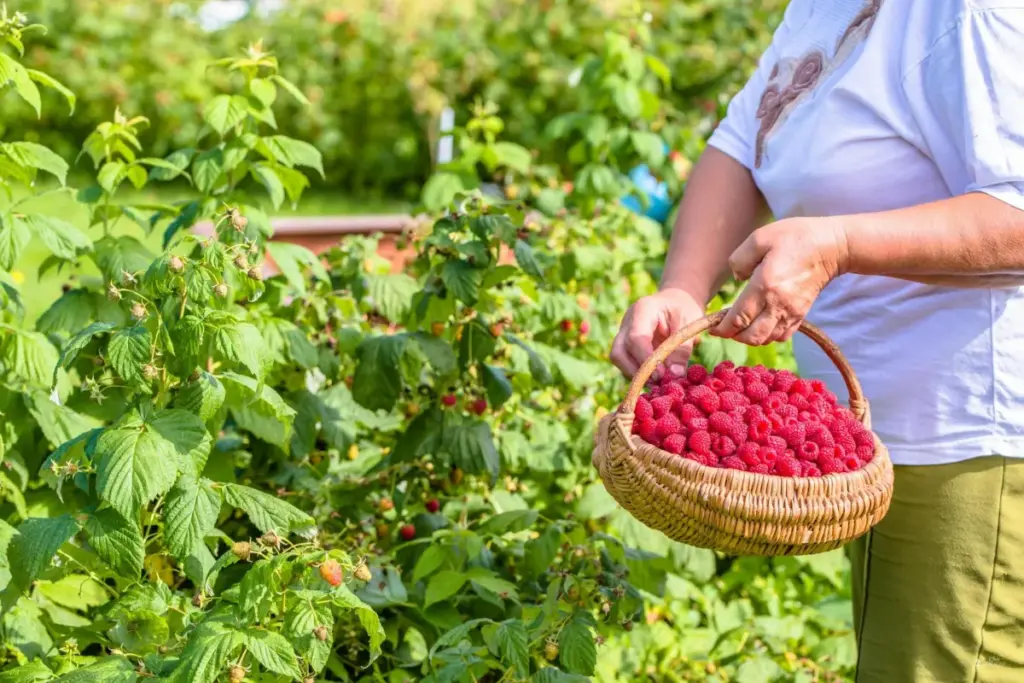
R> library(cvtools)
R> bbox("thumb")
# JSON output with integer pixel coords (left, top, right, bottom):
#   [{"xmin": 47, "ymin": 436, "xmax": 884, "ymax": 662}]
[
  {"xmin": 663, "ymin": 342, "xmax": 693, "ymax": 378},
  {"xmin": 728, "ymin": 232, "xmax": 769, "ymax": 282}
]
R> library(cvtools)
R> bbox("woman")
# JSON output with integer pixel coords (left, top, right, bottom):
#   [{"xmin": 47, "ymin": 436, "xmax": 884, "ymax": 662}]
[{"xmin": 610, "ymin": 1, "xmax": 1024, "ymax": 681}]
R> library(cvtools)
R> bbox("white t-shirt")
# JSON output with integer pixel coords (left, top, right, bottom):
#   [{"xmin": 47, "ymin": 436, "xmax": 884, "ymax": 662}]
[{"xmin": 706, "ymin": 0, "xmax": 1024, "ymax": 466}]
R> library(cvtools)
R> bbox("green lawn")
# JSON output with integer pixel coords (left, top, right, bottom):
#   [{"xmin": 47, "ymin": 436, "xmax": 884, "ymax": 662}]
[{"xmin": 12, "ymin": 187, "xmax": 409, "ymax": 324}]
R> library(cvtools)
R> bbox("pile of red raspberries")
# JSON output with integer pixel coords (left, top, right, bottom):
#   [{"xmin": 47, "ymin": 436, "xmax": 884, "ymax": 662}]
[{"xmin": 629, "ymin": 361, "xmax": 875, "ymax": 477}]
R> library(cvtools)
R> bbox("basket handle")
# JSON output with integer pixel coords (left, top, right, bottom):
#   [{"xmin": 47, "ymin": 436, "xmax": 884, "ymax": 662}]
[{"xmin": 620, "ymin": 307, "xmax": 870, "ymax": 424}]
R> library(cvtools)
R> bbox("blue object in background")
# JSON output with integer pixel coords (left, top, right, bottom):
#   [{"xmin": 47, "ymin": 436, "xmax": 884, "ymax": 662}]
[{"xmin": 621, "ymin": 164, "xmax": 673, "ymax": 224}]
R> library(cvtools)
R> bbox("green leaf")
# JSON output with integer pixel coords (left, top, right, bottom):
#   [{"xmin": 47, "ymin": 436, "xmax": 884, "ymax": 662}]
[
  {"xmin": 735, "ymin": 656, "xmax": 784, "ymax": 683},
  {"xmin": 53, "ymin": 657, "xmax": 137, "ymax": 683},
  {"xmin": 249, "ymin": 163, "xmax": 285, "ymax": 209},
  {"xmin": 211, "ymin": 322, "xmax": 270, "ymax": 380},
  {"xmin": 284, "ymin": 595, "xmax": 333, "ymax": 674},
  {"xmin": 163, "ymin": 476, "xmax": 221, "ymax": 561},
  {"xmin": 221, "ymin": 372, "xmax": 296, "ymax": 450},
  {"xmin": 147, "ymin": 149, "xmax": 195, "ymax": 182},
  {"xmin": 424, "ymin": 570, "xmax": 466, "ymax": 607},
  {"xmin": 27, "ymin": 68, "xmax": 76, "ymax": 113},
  {"xmin": 491, "ymin": 142, "xmax": 532, "ymax": 174},
  {"xmin": 332, "ymin": 585, "xmax": 386, "ymax": 663},
  {"xmin": 14, "ymin": 215, "xmax": 90, "ymax": 261},
  {"xmin": 3, "ymin": 329, "xmax": 61, "ymax": 389},
  {"xmin": 413, "ymin": 545, "xmax": 448, "ymax": 583},
  {"xmin": 258, "ymin": 136, "xmax": 324, "ymax": 177},
  {"xmin": 477, "ymin": 509, "xmax": 539, "ymax": 536},
  {"xmin": 223, "ymin": 483, "xmax": 313, "ymax": 535},
  {"xmin": 53, "ymin": 322, "xmax": 116, "ymax": 381},
  {"xmin": 458, "ymin": 321, "xmax": 496, "ymax": 371},
  {"xmin": 107, "ymin": 325, "xmax": 151, "ymax": 384},
  {"xmin": 244, "ymin": 629, "xmax": 302, "ymax": 679},
  {"xmin": 175, "ymin": 371, "xmax": 226, "ymax": 423},
  {"xmin": 203, "ymin": 95, "xmax": 249, "ymax": 136},
  {"xmin": 0, "ymin": 659, "xmax": 53, "ymax": 682},
  {"xmin": 9, "ymin": 515, "xmax": 79, "ymax": 590},
  {"xmin": 496, "ymin": 619, "xmax": 529, "ymax": 678},
  {"xmin": 37, "ymin": 574, "xmax": 109, "ymax": 611},
  {"xmin": 558, "ymin": 612, "xmax": 597, "ymax": 676},
  {"xmin": 83, "ymin": 508, "xmax": 144, "ymax": 579},
  {"xmin": 410, "ymin": 332, "xmax": 457, "ymax": 376},
  {"xmin": 92, "ymin": 235, "xmax": 154, "ymax": 285},
  {"xmin": 513, "ymin": 240, "xmax": 544, "ymax": 280},
  {"xmin": 0, "ymin": 213, "xmax": 31, "ymax": 269},
  {"xmin": 352, "ymin": 335, "xmax": 407, "ymax": 412},
  {"xmin": 481, "ymin": 364, "xmax": 513, "ymax": 407},
  {"xmin": 0, "ymin": 53, "xmax": 40, "ymax": 115},
  {"xmin": 265, "ymin": 242, "xmax": 329, "ymax": 294},
  {"xmin": 531, "ymin": 669, "xmax": 590, "ymax": 683},
  {"xmin": 36, "ymin": 290, "xmax": 96, "ymax": 336},
  {"xmin": 192, "ymin": 148, "xmax": 224, "ymax": 194},
  {"xmin": 97, "ymin": 161, "xmax": 125, "ymax": 194},
  {"xmin": 613, "ymin": 82, "xmax": 642, "ymax": 118},
  {"xmin": 270, "ymin": 75, "xmax": 310, "ymax": 105},
  {"xmin": 443, "ymin": 417, "xmax": 500, "ymax": 480},
  {"xmin": 167, "ymin": 622, "xmax": 243, "ymax": 683},
  {"xmin": 249, "ymin": 78, "xmax": 277, "ymax": 107},
  {"xmin": 441, "ymin": 260, "xmax": 482, "ymax": 305},
  {"xmin": 366, "ymin": 273, "xmax": 418, "ymax": 323},
  {"xmin": 3, "ymin": 142, "xmax": 68, "ymax": 185},
  {"xmin": 421, "ymin": 172, "xmax": 465, "ymax": 212}
]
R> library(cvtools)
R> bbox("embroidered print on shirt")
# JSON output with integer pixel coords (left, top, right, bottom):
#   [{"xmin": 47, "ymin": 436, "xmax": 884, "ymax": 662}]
[{"xmin": 754, "ymin": 0, "xmax": 884, "ymax": 168}]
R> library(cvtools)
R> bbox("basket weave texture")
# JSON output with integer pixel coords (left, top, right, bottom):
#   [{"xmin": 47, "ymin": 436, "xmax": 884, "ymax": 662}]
[{"xmin": 592, "ymin": 308, "xmax": 894, "ymax": 556}]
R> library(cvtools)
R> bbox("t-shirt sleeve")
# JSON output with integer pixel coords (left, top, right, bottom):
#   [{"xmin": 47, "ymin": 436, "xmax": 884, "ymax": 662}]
[
  {"xmin": 902, "ymin": 8, "xmax": 1024, "ymax": 211},
  {"xmin": 705, "ymin": 47, "xmax": 778, "ymax": 171}
]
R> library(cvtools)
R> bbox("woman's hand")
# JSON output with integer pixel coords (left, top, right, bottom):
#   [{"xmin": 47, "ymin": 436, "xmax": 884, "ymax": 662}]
[
  {"xmin": 610, "ymin": 288, "xmax": 707, "ymax": 379},
  {"xmin": 711, "ymin": 218, "xmax": 850, "ymax": 345}
]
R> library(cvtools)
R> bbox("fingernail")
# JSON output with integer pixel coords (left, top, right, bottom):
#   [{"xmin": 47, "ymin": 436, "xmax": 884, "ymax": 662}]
[{"xmin": 668, "ymin": 363, "xmax": 686, "ymax": 376}]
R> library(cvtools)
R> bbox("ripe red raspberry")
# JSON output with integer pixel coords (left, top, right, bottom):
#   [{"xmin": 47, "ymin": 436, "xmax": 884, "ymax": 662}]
[
  {"xmin": 712, "ymin": 361, "xmax": 736, "ymax": 376},
  {"xmin": 655, "ymin": 414, "xmax": 683, "ymax": 440},
  {"xmin": 767, "ymin": 436, "xmax": 788, "ymax": 457},
  {"xmin": 634, "ymin": 417, "xmax": 659, "ymax": 445},
  {"xmin": 719, "ymin": 391, "xmax": 746, "ymax": 412},
  {"xmin": 686, "ymin": 416, "xmax": 709, "ymax": 432},
  {"xmin": 662, "ymin": 382, "xmax": 686, "ymax": 401},
  {"xmin": 800, "ymin": 461, "xmax": 822, "ymax": 478},
  {"xmin": 684, "ymin": 451, "xmax": 716, "ymax": 467},
  {"xmin": 634, "ymin": 397, "xmax": 654, "ymax": 421},
  {"xmin": 678, "ymin": 403, "xmax": 704, "ymax": 424},
  {"xmin": 789, "ymin": 394, "xmax": 810, "ymax": 411},
  {"xmin": 662, "ymin": 433, "xmax": 687, "ymax": 455},
  {"xmin": 708, "ymin": 412, "xmax": 733, "ymax": 435},
  {"xmin": 779, "ymin": 404, "xmax": 799, "ymax": 420},
  {"xmin": 400, "ymin": 524, "xmax": 417, "ymax": 541},
  {"xmin": 712, "ymin": 435, "xmax": 737, "ymax": 458},
  {"xmin": 738, "ymin": 442, "xmax": 761, "ymax": 466},
  {"xmin": 727, "ymin": 422, "xmax": 748, "ymax": 446},
  {"xmin": 720, "ymin": 456, "xmax": 747, "ymax": 471},
  {"xmin": 441, "ymin": 394, "xmax": 458, "ymax": 407},
  {"xmin": 706, "ymin": 378, "xmax": 726, "ymax": 393},
  {"xmin": 808, "ymin": 379, "xmax": 828, "ymax": 395},
  {"xmin": 688, "ymin": 385, "xmax": 721, "ymax": 415},
  {"xmin": 762, "ymin": 394, "xmax": 787, "ymax": 415},
  {"xmin": 772, "ymin": 370, "xmax": 797, "ymax": 393},
  {"xmin": 319, "ymin": 559, "xmax": 344, "ymax": 587},
  {"xmin": 426, "ymin": 499, "xmax": 441, "ymax": 513},
  {"xmin": 686, "ymin": 365, "xmax": 709, "ymax": 384},
  {"xmin": 778, "ymin": 421, "xmax": 806, "ymax": 448},
  {"xmin": 819, "ymin": 456, "xmax": 845, "ymax": 475},
  {"xmin": 789, "ymin": 379, "xmax": 812, "ymax": 398},
  {"xmin": 722, "ymin": 374, "xmax": 745, "ymax": 393},
  {"xmin": 798, "ymin": 410, "xmax": 820, "ymax": 424},
  {"xmin": 807, "ymin": 424, "xmax": 835, "ymax": 449},
  {"xmin": 470, "ymin": 398, "xmax": 489, "ymax": 415},
  {"xmin": 748, "ymin": 415, "xmax": 772, "ymax": 442},
  {"xmin": 744, "ymin": 379, "xmax": 771, "ymax": 403},
  {"xmin": 844, "ymin": 456, "xmax": 861, "ymax": 471},
  {"xmin": 832, "ymin": 406, "xmax": 858, "ymax": 425},
  {"xmin": 768, "ymin": 413, "xmax": 786, "ymax": 432},
  {"xmin": 856, "ymin": 445, "xmax": 875, "ymax": 461},
  {"xmin": 651, "ymin": 396, "xmax": 675, "ymax": 419},
  {"xmin": 774, "ymin": 456, "xmax": 801, "ymax": 477},
  {"xmin": 759, "ymin": 446, "xmax": 778, "ymax": 467},
  {"xmin": 799, "ymin": 441, "xmax": 820, "ymax": 462},
  {"xmin": 807, "ymin": 394, "xmax": 829, "ymax": 417},
  {"xmin": 688, "ymin": 430, "xmax": 713, "ymax": 456},
  {"xmin": 832, "ymin": 430, "xmax": 857, "ymax": 456},
  {"xmin": 749, "ymin": 463, "xmax": 772, "ymax": 474},
  {"xmin": 853, "ymin": 427, "xmax": 874, "ymax": 448}
]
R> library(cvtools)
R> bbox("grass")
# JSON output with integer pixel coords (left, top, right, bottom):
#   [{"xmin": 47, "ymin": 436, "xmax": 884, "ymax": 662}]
[{"xmin": 10, "ymin": 185, "xmax": 409, "ymax": 324}]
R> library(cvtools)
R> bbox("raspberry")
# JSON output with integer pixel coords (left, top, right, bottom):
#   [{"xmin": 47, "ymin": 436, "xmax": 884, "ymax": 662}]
[
  {"xmin": 856, "ymin": 445, "xmax": 875, "ymax": 461},
  {"xmin": 780, "ymin": 404, "xmax": 799, "ymax": 420},
  {"xmin": 819, "ymin": 456, "xmax": 845, "ymax": 475},
  {"xmin": 789, "ymin": 394, "xmax": 809, "ymax": 411},
  {"xmin": 768, "ymin": 413, "xmax": 786, "ymax": 432},
  {"xmin": 749, "ymin": 463, "xmax": 772, "ymax": 475},
  {"xmin": 738, "ymin": 442, "xmax": 761, "ymax": 466},
  {"xmin": 778, "ymin": 421, "xmax": 806, "ymax": 448},
  {"xmin": 748, "ymin": 416, "xmax": 772, "ymax": 442},
  {"xmin": 727, "ymin": 421, "xmax": 748, "ymax": 446},
  {"xmin": 807, "ymin": 424, "xmax": 835, "ymax": 449},
  {"xmin": 759, "ymin": 446, "xmax": 778, "ymax": 466},
  {"xmin": 688, "ymin": 430, "xmax": 713, "ymax": 456},
  {"xmin": 319, "ymin": 559, "xmax": 344, "ymax": 587},
  {"xmin": 832, "ymin": 407, "xmax": 858, "ymax": 425},
  {"xmin": 662, "ymin": 383, "xmax": 687, "ymax": 401},
  {"xmin": 799, "ymin": 410, "xmax": 820, "ymax": 424},
  {"xmin": 789, "ymin": 379, "xmax": 812, "ymax": 397},
  {"xmin": 684, "ymin": 451, "xmax": 716, "ymax": 467},
  {"xmin": 767, "ymin": 436, "xmax": 788, "ymax": 457},
  {"xmin": 807, "ymin": 394, "xmax": 829, "ymax": 417},
  {"xmin": 809, "ymin": 379, "xmax": 828, "ymax": 395},
  {"xmin": 772, "ymin": 370, "xmax": 797, "ymax": 393},
  {"xmin": 845, "ymin": 456, "xmax": 862, "ymax": 471},
  {"xmin": 470, "ymin": 398, "xmax": 488, "ymax": 415},
  {"xmin": 400, "ymin": 524, "xmax": 417, "ymax": 541},
  {"xmin": 441, "ymin": 394, "xmax": 458, "ymax": 407},
  {"xmin": 853, "ymin": 427, "xmax": 874, "ymax": 449},
  {"xmin": 686, "ymin": 417, "xmax": 709, "ymax": 432},
  {"xmin": 655, "ymin": 414, "xmax": 683, "ymax": 440},
  {"xmin": 723, "ymin": 374, "xmax": 745, "ymax": 393},
  {"xmin": 706, "ymin": 378, "xmax": 726, "ymax": 394},
  {"xmin": 678, "ymin": 403, "xmax": 704, "ymax": 423},
  {"xmin": 651, "ymin": 396, "xmax": 675, "ymax": 419},
  {"xmin": 688, "ymin": 385, "xmax": 721, "ymax": 415},
  {"xmin": 774, "ymin": 456, "xmax": 801, "ymax": 477},
  {"xmin": 719, "ymin": 391, "xmax": 746, "ymax": 412},
  {"xmin": 663, "ymin": 433, "xmax": 687, "ymax": 455},
  {"xmin": 708, "ymin": 412, "xmax": 734, "ymax": 435},
  {"xmin": 744, "ymin": 403, "xmax": 764, "ymax": 419},
  {"xmin": 686, "ymin": 365, "xmax": 709, "ymax": 384},
  {"xmin": 720, "ymin": 456, "xmax": 747, "ymax": 471},
  {"xmin": 800, "ymin": 461, "xmax": 822, "ymax": 478},
  {"xmin": 833, "ymin": 430, "xmax": 857, "ymax": 455},
  {"xmin": 426, "ymin": 499, "xmax": 441, "ymax": 513},
  {"xmin": 634, "ymin": 397, "xmax": 654, "ymax": 421},
  {"xmin": 713, "ymin": 361, "xmax": 736, "ymax": 376},
  {"xmin": 745, "ymin": 379, "xmax": 771, "ymax": 403},
  {"xmin": 634, "ymin": 417, "xmax": 659, "ymax": 445},
  {"xmin": 712, "ymin": 435, "xmax": 737, "ymax": 458},
  {"xmin": 799, "ymin": 441, "xmax": 820, "ymax": 462}
]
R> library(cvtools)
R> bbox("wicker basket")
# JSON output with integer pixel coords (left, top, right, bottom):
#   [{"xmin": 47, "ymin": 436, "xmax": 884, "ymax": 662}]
[{"xmin": 592, "ymin": 308, "xmax": 894, "ymax": 556}]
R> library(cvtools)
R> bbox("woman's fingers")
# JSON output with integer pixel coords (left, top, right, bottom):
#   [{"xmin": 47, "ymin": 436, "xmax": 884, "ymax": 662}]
[
  {"xmin": 711, "ymin": 283, "xmax": 766, "ymax": 339},
  {"xmin": 733, "ymin": 308, "xmax": 781, "ymax": 346}
]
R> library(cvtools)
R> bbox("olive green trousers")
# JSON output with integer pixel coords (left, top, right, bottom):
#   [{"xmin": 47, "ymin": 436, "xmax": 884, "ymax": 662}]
[{"xmin": 847, "ymin": 456, "xmax": 1024, "ymax": 682}]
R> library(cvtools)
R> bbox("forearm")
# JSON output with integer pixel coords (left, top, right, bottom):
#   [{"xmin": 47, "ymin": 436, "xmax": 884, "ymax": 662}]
[
  {"xmin": 836, "ymin": 192, "xmax": 1024, "ymax": 281},
  {"xmin": 659, "ymin": 146, "xmax": 770, "ymax": 304}
]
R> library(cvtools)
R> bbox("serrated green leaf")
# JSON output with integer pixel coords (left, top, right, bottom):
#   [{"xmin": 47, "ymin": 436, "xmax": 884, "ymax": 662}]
[
  {"xmin": 332, "ymin": 584, "xmax": 386, "ymax": 663},
  {"xmin": 27, "ymin": 68, "xmax": 75, "ymax": 114},
  {"xmin": 558, "ymin": 612, "xmax": 597, "ymax": 676},
  {"xmin": 352, "ymin": 335, "xmax": 407, "ymax": 412},
  {"xmin": 97, "ymin": 161, "xmax": 125, "ymax": 194},
  {"xmin": 0, "ymin": 53, "xmax": 40, "ymax": 116},
  {"xmin": 9, "ymin": 515, "xmax": 79, "ymax": 590},
  {"xmin": 203, "ymin": 95, "xmax": 249, "ymax": 136},
  {"xmin": 284, "ymin": 596, "xmax": 333, "ymax": 674},
  {"xmin": 266, "ymin": 242, "xmax": 328, "ymax": 294},
  {"xmin": 249, "ymin": 163, "xmax": 285, "ymax": 209},
  {"xmin": 424, "ymin": 570, "xmax": 466, "ymax": 607},
  {"xmin": 91, "ymin": 235, "xmax": 153, "ymax": 285},
  {"xmin": 3, "ymin": 142, "xmax": 68, "ymax": 185},
  {"xmin": 14, "ymin": 215, "xmax": 90, "ymax": 261},
  {"xmin": 53, "ymin": 656, "xmax": 136, "ymax": 683},
  {"xmin": 258, "ymin": 136, "xmax": 324, "ymax": 177},
  {"xmin": 413, "ymin": 545, "xmax": 448, "ymax": 583},
  {"xmin": 107, "ymin": 325, "xmax": 151, "ymax": 384},
  {"xmin": 2, "ymin": 329, "xmax": 61, "ymax": 389},
  {"xmin": 221, "ymin": 372, "xmax": 296, "ymax": 450},
  {"xmin": 223, "ymin": 483, "xmax": 313, "ymax": 535},
  {"xmin": 441, "ymin": 260, "xmax": 482, "ymax": 305},
  {"xmin": 35, "ymin": 290, "xmax": 95, "ymax": 336},
  {"xmin": 192, "ymin": 148, "xmax": 224, "ymax": 194},
  {"xmin": 51, "ymin": 322, "xmax": 115, "ymax": 382},
  {"xmin": 166, "ymin": 622, "xmax": 243, "ymax": 683},
  {"xmin": 212, "ymin": 322, "xmax": 269, "ymax": 380},
  {"xmin": 410, "ymin": 332, "xmax": 456, "ymax": 376},
  {"xmin": 421, "ymin": 172, "xmax": 465, "ymax": 212},
  {"xmin": 37, "ymin": 574, "xmax": 109, "ymax": 611},
  {"xmin": 443, "ymin": 416, "xmax": 500, "ymax": 480},
  {"xmin": 175, "ymin": 371, "xmax": 225, "ymax": 423},
  {"xmin": 366, "ymin": 273, "xmax": 418, "ymax": 322},
  {"xmin": 244, "ymin": 629, "xmax": 302, "ymax": 679},
  {"xmin": 513, "ymin": 239, "xmax": 543, "ymax": 280},
  {"xmin": 496, "ymin": 619, "xmax": 529, "ymax": 677},
  {"xmin": 481, "ymin": 364, "xmax": 513, "ymax": 407},
  {"xmin": 0, "ymin": 212, "xmax": 31, "ymax": 269},
  {"xmin": 84, "ymin": 508, "xmax": 144, "ymax": 579},
  {"xmin": 163, "ymin": 476, "xmax": 221, "ymax": 561},
  {"xmin": 0, "ymin": 659, "xmax": 53, "ymax": 682}
]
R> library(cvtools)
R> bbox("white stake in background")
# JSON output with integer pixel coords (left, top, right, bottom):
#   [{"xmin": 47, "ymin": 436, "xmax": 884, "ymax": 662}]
[{"xmin": 437, "ymin": 106, "xmax": 455, "ymax": 165}]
